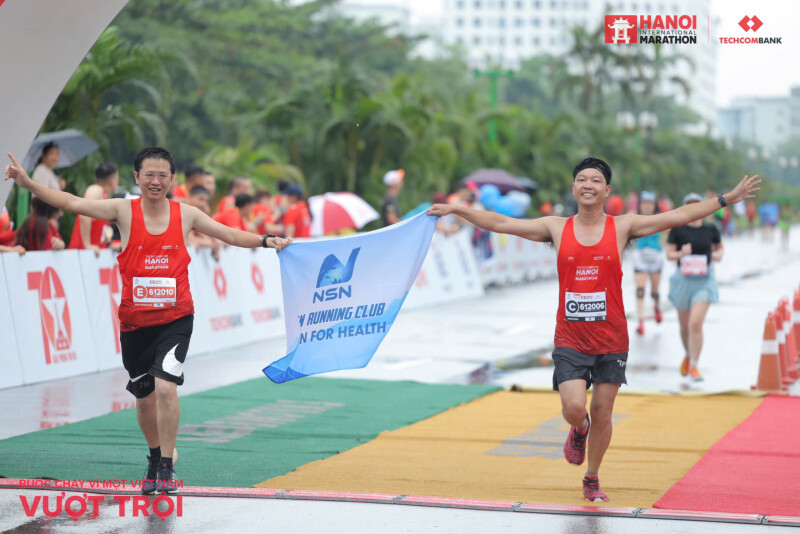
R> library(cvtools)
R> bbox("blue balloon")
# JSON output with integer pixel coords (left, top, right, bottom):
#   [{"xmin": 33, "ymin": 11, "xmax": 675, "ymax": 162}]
[
  {"xmin": 493, "ymin": 197, "xmax": 516, "ymax": 216},
  {"xmin": 506, "ymin": 191, "xmax": 531, "ymax": 217},
  {"xmin": 479, "ymin": 184, "xmax": 501, "ymax": 203}
]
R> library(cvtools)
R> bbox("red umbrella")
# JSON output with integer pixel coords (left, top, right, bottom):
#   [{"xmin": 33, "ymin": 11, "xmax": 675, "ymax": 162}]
[{"xmin": 309, "ymin": 192, "xmax": 379, "ymax": 236}]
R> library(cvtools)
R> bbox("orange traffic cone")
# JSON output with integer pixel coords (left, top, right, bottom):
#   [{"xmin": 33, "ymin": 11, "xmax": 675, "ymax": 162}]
[
  {"xmin": 753, "ymin": 312, "xmax": 784, "ymax": 392},
  {"xmin": 773, "ymin": 307, "xmax": 794, "ymax": 385},
  {"xmin": 781, "ymin": 300, "xmax": 800, "ymax": 379},
  {"xmin": 792, "ymin": 289, "xmax": 800, "ymax": 364}
]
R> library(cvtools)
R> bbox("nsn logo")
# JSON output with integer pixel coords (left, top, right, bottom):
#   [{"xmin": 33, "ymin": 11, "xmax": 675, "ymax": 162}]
[{"xmin": 313, "ymin": 247, "xmax": 360, "ymax": 303}]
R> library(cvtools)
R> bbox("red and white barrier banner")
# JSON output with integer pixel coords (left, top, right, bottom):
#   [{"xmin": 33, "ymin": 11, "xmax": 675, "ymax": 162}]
[
  {"xmin": 479, "ymin": 233, "xmax": 557, "ymax": 286},
  {"xmin": 0, "ymin": 256, "xmax": 24, "ymax": 389},
  {"xmin": 246, "ymin": 248, "xmax": 284, "ymax": 339},
  {"xmin": 2, "ymin": 251, "xmax": 98, "ymax": 384},
  {"xmin": 77, "ymin": 250, "xmax": 123, "ymax": 371},
  {"xmin": 406, "ymin": 230, "xmax": 484, "ymax": 309},
  {"xmin": 189, "ymin": 247, "xmax": 284, "ymax": 355}
]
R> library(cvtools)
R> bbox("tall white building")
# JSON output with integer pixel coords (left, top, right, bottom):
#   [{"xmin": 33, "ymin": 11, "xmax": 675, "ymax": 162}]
[
  {"xmin": 440, "ymin": 0, "xmax": 718, "ymax": 128},
  {"xmin": 718, "ymin": 89, "xmax": 800, "ymax": 151}
]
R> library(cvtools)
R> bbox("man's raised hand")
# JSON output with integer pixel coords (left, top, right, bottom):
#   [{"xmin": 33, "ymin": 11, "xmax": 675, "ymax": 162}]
[
  {"xmin": 726, "ymin": 174, "xmax": 761, "ymax": 205},
  {"xmin": 4, "ymin": 153, "xmax": 33, "ymax": 189}
]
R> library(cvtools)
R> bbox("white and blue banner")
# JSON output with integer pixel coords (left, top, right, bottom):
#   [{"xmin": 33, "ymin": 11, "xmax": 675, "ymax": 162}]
[{"xmin": 264, "ymin": 213, "xmax": 438, "ymax": 383}]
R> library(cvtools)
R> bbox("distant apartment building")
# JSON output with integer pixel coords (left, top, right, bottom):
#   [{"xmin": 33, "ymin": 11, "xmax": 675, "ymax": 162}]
[{"xmin": 718, "ymin": 87, "xmax": 800, "ymax": 151}]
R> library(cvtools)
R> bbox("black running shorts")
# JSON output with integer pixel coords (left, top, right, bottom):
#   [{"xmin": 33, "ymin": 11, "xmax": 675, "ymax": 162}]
[
  {"xmin": 120, "ymin": 314, "xmax": 194, "ymax": 398},
  {"xmin": 551, "ymin": 346, "xmax": 628, "ymax": 391}
]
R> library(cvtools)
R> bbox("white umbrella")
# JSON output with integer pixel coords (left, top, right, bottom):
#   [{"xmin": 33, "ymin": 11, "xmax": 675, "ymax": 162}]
[
  {"xmin": 22, "ymin": 129, "xmax": 100, "ymax": 170},
  {"xmin": 308, "ymin": 192, "xmax": 379, "ymax": 237}
]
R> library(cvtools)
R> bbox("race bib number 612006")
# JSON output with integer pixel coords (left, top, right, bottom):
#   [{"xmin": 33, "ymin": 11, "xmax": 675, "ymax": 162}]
[
  {"xmin": 132, "ymin": 277, "xmax": 177, "ymax": 307},
  {"xmin": 565, "ymin": 291, "xmax": 607, "ymax": 321}
]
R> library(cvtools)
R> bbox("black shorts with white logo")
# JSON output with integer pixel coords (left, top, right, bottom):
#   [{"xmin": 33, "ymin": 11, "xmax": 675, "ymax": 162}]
[
  {"xmin": 551, "ymin": 346, "xmax": 627, "ymax": 391},
  {"xmin": 120, "ymin": 314, "xmax": 193, "ymax": 398}
]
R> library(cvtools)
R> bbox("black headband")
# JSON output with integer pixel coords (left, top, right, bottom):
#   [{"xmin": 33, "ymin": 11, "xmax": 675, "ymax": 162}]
[{"xmin": 573, "ymin": 164, "xmax": 608, "ymax": 182}]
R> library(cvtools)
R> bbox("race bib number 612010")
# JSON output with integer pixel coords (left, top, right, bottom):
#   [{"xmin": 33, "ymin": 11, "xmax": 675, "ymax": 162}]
[
  {"xmin": 132, "ymin": 277, "xmax": 177, "ymax": 307},
  {"xmin": 565, "ymin": 291, "xmax": 607, "ymax": 322}
]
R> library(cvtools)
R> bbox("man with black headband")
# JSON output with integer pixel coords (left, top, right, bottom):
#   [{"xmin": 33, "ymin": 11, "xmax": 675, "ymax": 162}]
[{"xmin": 429, "ymin": 157, "xmax": 761, "ymax": 502}]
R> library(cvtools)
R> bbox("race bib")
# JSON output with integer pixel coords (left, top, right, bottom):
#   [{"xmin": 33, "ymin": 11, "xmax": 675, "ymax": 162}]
[
  {"xmin": 132, "ymin": 277, "xmax": 177, "ymax": 307},
  {"xmin": 681, "ymin": 254, "xmax": 708, "ymax": 276},
  {"xmin": 565, "ymin": 291, "xmax": 607, "ymax": 322}
]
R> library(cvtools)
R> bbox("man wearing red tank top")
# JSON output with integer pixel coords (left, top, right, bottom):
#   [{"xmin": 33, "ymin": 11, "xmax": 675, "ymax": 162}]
[
  {"xmin": 429, "ymin": 158, "xmax": 760, "ymax": 502},
  {"xmin": 5, "ymin": 148, "xmax": 292, "ymax": 495}
]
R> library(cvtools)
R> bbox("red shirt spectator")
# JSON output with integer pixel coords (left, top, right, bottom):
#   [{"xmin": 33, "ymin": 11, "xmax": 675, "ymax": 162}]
[
  {"xmin": 172, "ymin": 184, "xmax": 187, "ymax": 200},
  {"xmin": 284, "ymin": 202, "xmax": 311, "ymax": 238},
  {"xmin": 218, "ymin": 195, "xmax": 235, "ymax": 212},
  {"xmin": 213, "ymin": 207, "xmax": 248, "ymax": 232},
  {"xmin": 253, "ymin": 203, "xmax": 274, "ymax": 235}
]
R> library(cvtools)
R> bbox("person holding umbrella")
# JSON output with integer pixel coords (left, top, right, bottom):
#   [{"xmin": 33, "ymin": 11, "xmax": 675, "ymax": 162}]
[{"xmin": 31, "ymin": 142, "xmax": 66, "ymax": 191}]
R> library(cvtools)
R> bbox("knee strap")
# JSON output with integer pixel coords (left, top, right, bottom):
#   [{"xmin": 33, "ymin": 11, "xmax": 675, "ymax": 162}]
[
  {"xmin": 651, "ymin": 292, "xmax": 660, "ymax": 301},
  {"xmin": 636, "ymin": 287, "xmax": 645, "ymax": 298}
]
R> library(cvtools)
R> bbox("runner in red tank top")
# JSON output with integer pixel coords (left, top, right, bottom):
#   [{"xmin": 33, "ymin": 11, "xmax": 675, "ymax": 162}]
[
  {"xmin": 68, "ymin": 162, "xmax": 118, "ymax": 253},
  {"xmin": 428, "ymin": 158, "xmax": 761, "ymax": 502},
  {"xmin": 5, "ymin": 148, "xmax": 292, "ymax": 495}
]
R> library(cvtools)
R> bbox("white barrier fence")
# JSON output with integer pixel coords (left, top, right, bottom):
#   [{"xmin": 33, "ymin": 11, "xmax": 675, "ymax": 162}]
[
  {"xmin": 478, "ymin": 231, "xmax": 557, "ymax": 286},
  {"xmin": 0, "ymin": 229, "xmax": 553, "ymax": 389}
]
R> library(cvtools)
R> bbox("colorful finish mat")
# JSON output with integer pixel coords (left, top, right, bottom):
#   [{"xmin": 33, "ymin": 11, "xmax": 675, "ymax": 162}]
[
  {"xmin": 0, "ymin": 378, "xmax": 498, "ymax": 487},
  {"xmin": 655, "ymin": 395, "xmax": 800, "ymax": 516},
  {"xmin": 258, "ymin": 391, "xmax": 761, "ymax": 508}
]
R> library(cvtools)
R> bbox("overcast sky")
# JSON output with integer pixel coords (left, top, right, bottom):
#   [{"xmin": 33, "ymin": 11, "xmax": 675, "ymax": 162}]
[{"xmin": 399, "ymin": 0, "xmax": 799, "ymax": 107}]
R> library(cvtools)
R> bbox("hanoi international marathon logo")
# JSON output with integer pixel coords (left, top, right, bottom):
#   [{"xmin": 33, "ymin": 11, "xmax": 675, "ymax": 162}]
[
  {"xmin": 605, "ymin": 16, "xmax": 638, "ymax": 44},
  {"xmin": 605, "ymin": 14, "xmax": 697, "ymax": 44}
]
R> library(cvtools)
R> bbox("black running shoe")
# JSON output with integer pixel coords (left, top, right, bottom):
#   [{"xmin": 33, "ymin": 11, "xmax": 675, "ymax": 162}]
[
  {"xmin": 156, "ymin": 461, "xmax": 179, "ymax": 495},
  {"xmin": 141, "ymin": 455, "xmax": 159, "ymax": 495}
]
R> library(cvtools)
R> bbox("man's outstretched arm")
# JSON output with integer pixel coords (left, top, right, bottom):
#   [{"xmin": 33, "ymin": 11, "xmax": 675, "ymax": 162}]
[
  {"xmin": 5, "ymin": 153, "xmax": 121, "ymax": 222},
  {"xmin": 427, "ymin": 204, "xmax": 559, "ymax": 242},
  {"xmin": 187, "ymin": 204, "xmax": 292, "ymax": 251},
  {"xmin": 623, "ymin": 174, "xmax": 761, "ymax": 239}
]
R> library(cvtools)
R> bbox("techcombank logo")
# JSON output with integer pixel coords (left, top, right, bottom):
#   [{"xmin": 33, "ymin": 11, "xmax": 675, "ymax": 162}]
[{"xmin": 720, "ymin": 15, "xmax": 782, "ymax": 44}]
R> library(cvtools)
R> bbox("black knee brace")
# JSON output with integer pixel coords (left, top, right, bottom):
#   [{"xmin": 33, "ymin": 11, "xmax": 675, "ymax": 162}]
[
  {"xmin": 636, "ymin": 287, "xmax": 645, "ymax": 298},
  {"xmin": 651, "ymin": 292, "xmax": 660, "ymax": 301}
]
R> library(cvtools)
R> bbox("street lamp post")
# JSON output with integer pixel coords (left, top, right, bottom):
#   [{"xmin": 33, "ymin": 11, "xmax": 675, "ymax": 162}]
[
  {"xmin": 616, "ymin": 110, "xmax": 658, "ymax": 191},
  {"xmin": 474, "ymin": 67, "xmax": 514, "ymax": 145}
]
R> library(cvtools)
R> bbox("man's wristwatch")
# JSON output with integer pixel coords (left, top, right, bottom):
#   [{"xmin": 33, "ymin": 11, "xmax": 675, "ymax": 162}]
[
  {"xmin": 717, "ymin": 193, "xmax": 727, "ymax": 207},
  {"xmin": 261, "ymin": 233, "xmax": 278, "ymax": 248}
]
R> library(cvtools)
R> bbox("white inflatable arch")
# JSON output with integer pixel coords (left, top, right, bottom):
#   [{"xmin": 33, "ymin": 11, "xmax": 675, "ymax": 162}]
[{"xmin": 0, "ymin": 0, "xmax": 129, "ymax": 208}]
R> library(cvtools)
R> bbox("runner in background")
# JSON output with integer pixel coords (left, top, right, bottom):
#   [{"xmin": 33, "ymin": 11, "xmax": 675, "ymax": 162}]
[
  {"xmin": 4, "ymin": 148, "xmax": 291, "ymax": 495},
  {"xmin": 666, "ymin": 193, "xmax": 724, "ymax": 382},
  {"xmin": 429, "ymin": 160, "xmax": 760, "ymax": 502},
  {"xmin": 632, "ymin": 191, "xmax": 663, "ymax": 336}
]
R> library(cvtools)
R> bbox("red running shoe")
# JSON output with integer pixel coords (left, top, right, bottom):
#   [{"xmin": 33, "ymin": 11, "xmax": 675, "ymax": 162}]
[
  {"xmin": 654, "ymin": 307, "xmax": 663, "ymax": 323},
  {"xmin": 583, "ymin": 474, "xmax": 609, "ymax": 502},
  {"xmin": 564, "ymin": 416, "xmax": 590, "ymax": 465},
  {"xmin": 636, "ymin": 321, "xmax": 645, "ymax": 336}
]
